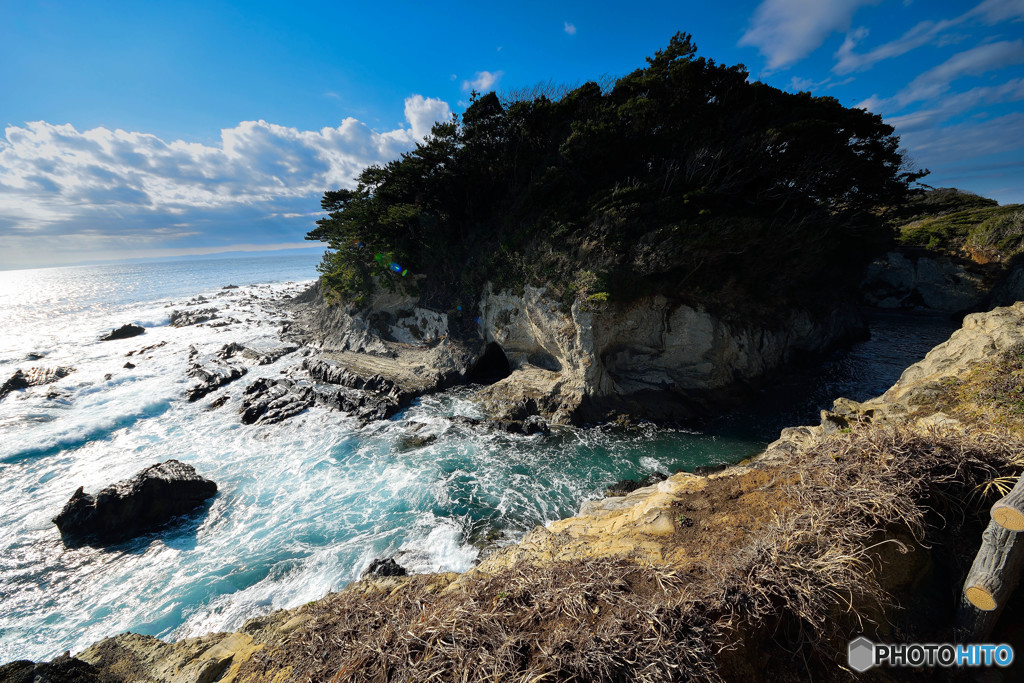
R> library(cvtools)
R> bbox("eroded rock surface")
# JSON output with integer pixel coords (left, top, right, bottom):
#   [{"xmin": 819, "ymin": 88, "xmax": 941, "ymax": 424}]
[
  {"xmin": 52, "ymin": 460, "xmax": 217, "ymax": 545},
  {"xmin": 240, "ymin": 377, "xmax": 313, "ymax": 425},
  {"xmin": 0, "ymin": 366, "xmax": 74, "ymax": 400},
  {"xmin": 290, "ymin": 281, "xmax": 862, "ymax": 426},
  {"xmin": 169, "ymin": 308, "xmax": 219, "ymax": 327},
  {"xmin": 185, "ymin": 345, "xmax": 247, "ymax": 402}
]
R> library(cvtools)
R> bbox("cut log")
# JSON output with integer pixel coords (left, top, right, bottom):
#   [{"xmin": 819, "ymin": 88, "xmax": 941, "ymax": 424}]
[
  {"xmin": 955, "ymin": 520, "xmax": 1024, "ymax": 642},
  {"xmin": 991, "ymin": 476, "xmax": 1024, "ymax": 531}
]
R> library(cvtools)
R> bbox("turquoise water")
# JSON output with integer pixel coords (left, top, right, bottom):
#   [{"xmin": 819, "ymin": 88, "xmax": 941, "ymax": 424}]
[{"xmin": 0, "ymin": 255, "xmax": 958, "ymax": 662}]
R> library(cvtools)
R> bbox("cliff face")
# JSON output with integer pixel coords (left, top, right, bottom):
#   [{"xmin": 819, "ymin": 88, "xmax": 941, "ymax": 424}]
[
  {"xmin": 860, "ymin": 248, "xmax": 1024, "ymax": 313},
  {"xmin": 292, "ymin": 281, "xmax": 864, "ymax": 425}
]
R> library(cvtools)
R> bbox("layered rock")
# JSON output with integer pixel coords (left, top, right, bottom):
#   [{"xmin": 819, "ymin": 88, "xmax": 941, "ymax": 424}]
[
  {"xmin": 240, "ymin": 377, "xmax": 314, "ymax": 425},
  {"xmin": 291, "ymin": 281, "xmax": 863, "ymax": 426},
  {"xmin": 0, "ymin": 366, "xmax": 74, "ymax": 401},
  {"xmin": 185, "ymin": 345, "xmax": 247, "ymax": 402},
  {"xmin": 52, "ymin": 460, "xmax": 217, "ymax": 545},
  {"xmin": 475, "ymin": 285, "xmax": 863, "ymax": 423},
  {"xmin": 32, "ymin": 301, "xmax": 1024, "ymax": 681}
]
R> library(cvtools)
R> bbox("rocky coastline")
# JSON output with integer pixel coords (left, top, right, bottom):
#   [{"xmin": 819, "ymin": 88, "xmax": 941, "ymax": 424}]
[
  {"xmin": 8, "ymin": 255, "xmax": 1024, "ymax": 680},
  {"xmin": 14, "ymin": 297, "xmax": 1024, "ymax": 681}
]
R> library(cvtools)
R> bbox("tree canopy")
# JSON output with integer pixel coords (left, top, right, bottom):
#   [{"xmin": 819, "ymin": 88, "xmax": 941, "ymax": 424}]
[{"xmin": 307, "ymin": 33, "xmax": 924, "ymax": 316}]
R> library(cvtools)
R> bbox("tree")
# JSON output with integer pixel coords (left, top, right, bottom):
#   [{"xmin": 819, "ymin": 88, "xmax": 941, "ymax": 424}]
[{"xmin": 308, "ymin": 32, "xmax": 925, "ymax": 314}]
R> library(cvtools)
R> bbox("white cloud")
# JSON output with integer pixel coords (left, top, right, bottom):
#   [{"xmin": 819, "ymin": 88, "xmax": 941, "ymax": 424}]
[
  {"xmin": 461, "ymin": 70, "xmax": 503, "ymax": 92},
  {"xmin": 564, "ymin": 22, "xmax": 577, "ymax": 35},
  {"xmin": 834, "ymin": 20, "xmax": 956, "ymax": 74},
  {"xmin": 738, "ymin": 0, "xmax": 881, "ymax": 71},
  {"xmin": 897, "ymin": 39, "xmax": 1024, "ymax": 105},
  {"xmin": 0, "ymin": 95, "xmax": 452, "ymax": 267},
  {"xmin": 887, "ymin": 77, "xmax": 1024, "ymax": 132},
  {"xmin": 967, "ymin": 0, "xmax": 1024, "ymax": 23},
  {"xmin": 834, "ymin": 0, "xmax": 1024, "ymax": 74},
  {"xmin": 899, "ymin": 111, "xmax": 1024, "ymax": 166},
  {"xmin": 404, "ymin": 95, "xmax": 452, "ymax": 140},
  {"xmin": 854, "ymin": 94, "xmax": 889, "ymax": 113}
]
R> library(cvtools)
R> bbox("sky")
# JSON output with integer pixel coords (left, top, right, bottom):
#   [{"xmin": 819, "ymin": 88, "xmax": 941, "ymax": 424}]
[{"xmin": 1, "ymin": 0, "xmax": 1023, "ymax": 270}]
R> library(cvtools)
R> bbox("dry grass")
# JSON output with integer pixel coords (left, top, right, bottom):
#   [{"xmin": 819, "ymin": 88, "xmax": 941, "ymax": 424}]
[{"xmin": 237, "ymin": 424, "xmax": 1024, "ymax": 682}]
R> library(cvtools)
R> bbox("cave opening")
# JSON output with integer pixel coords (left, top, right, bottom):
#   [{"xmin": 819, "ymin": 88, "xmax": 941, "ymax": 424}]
[{"xmin": 467, "ymin": 342, "xmax": 512, "ymax": 385}]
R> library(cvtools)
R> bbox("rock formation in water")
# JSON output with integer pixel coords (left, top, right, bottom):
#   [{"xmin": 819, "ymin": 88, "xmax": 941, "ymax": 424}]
[
  {"xmin": 185, "ymin": 345, "xmax": 248, "ymax": 402},
  {"xmin": 53, "ymin": 460, "xmax": 217, "ymax": 545},
  {"xmin": 0, "ymin": 366, "xmax": 74, "ymax": 401},
  {"xmin": 99, "ymin": 324, "xmax": 145, "ymax": 341}
]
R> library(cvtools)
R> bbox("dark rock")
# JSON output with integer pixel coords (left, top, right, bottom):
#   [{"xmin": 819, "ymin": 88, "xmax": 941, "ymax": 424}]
[
  {"xmin": 220, "ymin": 340, "xmax": 298, "ymax": 365},
  {"xmin": 0, "ymin": 652, "xmax": 101, "ymax": 683},
  {"xmin": 522, "ymin": 415, "xmax": 551, "ymax": 435},
  {"xmin": 241, "ymin": 377, "xmax": 313, "ymax": 425},
  {"xmin": 2, "ymin": 366, "xmax": 77, "ymax": 400},
  {"xmin": 52, "ymin": 460, "xmax": 217, "ymax": 545},
  {"xmin": 362, "ymin": 557, "xmax": 407, "ymax": 578},
  {"xmin": 208, "ymin": 394, "xmax": 230, "ymax": 410},
  {"xmin": 313, "ymin": 384, "xmax": 401, "ymax": 423},
  {"xmin": 186, "ymin": 345, "xmax": 247, "ymax": 402},
  {"xmin": 0, "ymin": 370, "xmax": 29, "ymax": 400},
  {"xmin": 450, "ymin": 415, "xmax": 483, "ymax": 428},
  {"xmin": 218, "ymin": 342, "xmax": 246, "ymax": 359},
  {"xmin": 222, "ymin": 284, "xmax": 239, "ymax": 289},
  {"xmin": 398, "ymin": 422, "xmax": 438, "ymax": 450},
  {"xmin": 25, "ymin": 352, "xmax": 46, "ymax": 361},
  {"xmin": 126, "ymin": 340, "xmax": 167, "ymax": 357},
  {"xmin": 694, "ymin": 464, "xmax": 727, "ymax": 476},
  {"xmin": 100, "ymin": 324, "xmax": 145, "ymax": 341},
  {"xmin": 303, "ymin": 358, "xmax": 414, "ymax": 423},
  {"xmin": 169, "ymin": 308, "xmax": 218, "ymax": 328},
  {"xmin": 605, "ymin": 471, "xmax": 668, "ymax": 497},
  {"xmin": 123, "ymin": 362, "xmax": 136, "ymax": 370},
  {"xmin": 638, "ymin": 471, "xmax": 669, "ymax": 487},
  {"xmin": 103, "ymin": 374, "xmax": 113, "ymax": 381},
  {"xmin": 605, "ymin": 479, "xmax": 641, "ymax": 497}
]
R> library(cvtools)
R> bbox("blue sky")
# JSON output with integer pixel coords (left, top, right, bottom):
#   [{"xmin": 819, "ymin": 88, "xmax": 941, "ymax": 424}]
[{"xmin": 1, "ymin": 0, "xmax": 1023, "ymax": 269}]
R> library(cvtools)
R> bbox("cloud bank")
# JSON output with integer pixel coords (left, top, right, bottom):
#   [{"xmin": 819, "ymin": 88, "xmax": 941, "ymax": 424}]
[
  {"xmin": 739, "ymin": 0, "xmax": 881, "ymax": 71},
  {"xmin": 0, "ymin": 96, "xmax": 451, "ymax": 268}
]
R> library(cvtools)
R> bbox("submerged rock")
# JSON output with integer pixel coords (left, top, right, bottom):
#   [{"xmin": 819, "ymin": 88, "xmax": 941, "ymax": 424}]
[
  {"xmin": 240, "ymin": 377, "xmax": 313, "ymax": 425},
  {"xmin": 52, "ymin": 460, "xmax": 217, "ymax": 545},
  {"xmin": 493, "ymin": 415, "xmax": 551, "ymax": 436},
  {"xmin": 100, "ymin": 324, "xmax": 145, "ymax": 341},
  {"xmin": 362, "ymin": 557, "xmax": 408, "ymax": 578}
]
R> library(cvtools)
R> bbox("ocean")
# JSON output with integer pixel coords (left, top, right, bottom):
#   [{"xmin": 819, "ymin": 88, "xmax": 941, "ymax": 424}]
[{"xmin": 0, "ymin": 254, "xmax": 958, "ymax": 662}]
